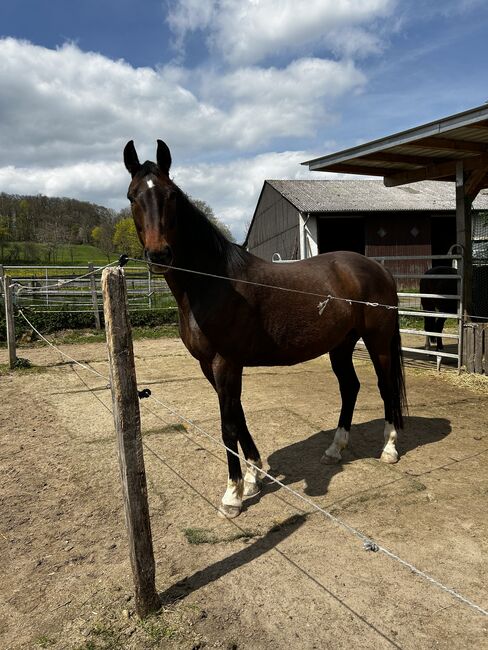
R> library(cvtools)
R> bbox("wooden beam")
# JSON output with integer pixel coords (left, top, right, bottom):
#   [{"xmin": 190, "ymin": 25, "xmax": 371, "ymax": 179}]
[
  {"xmin": 384, "ymin": 153, "xmax": 488, "ymax": 187},
  {"xmin": 361, "ymin": 151, "xmax": 430, "ymax": 167},
  {"xmin": 464, "ymin": 167, "xmax": 488, "ymax": 202},
  {"xmin": 466, "ymin": 121, "xmax": 488, "ymax": 130},
  {"xmin": 456, "ymin": 162, "xmax": 473, "ymax": 320},
  {"xmin": 413, "ymin": 136, "xmax": 488, "ymax": 154}
]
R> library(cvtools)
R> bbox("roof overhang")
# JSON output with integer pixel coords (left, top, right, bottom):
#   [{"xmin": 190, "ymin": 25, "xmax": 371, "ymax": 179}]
[{"xmin": 303, "ymin": 104, "xmax": 488, "ymax": 201}]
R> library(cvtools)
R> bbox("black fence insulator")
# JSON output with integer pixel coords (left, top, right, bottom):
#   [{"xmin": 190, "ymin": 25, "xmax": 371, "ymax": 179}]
[
  {"xmin": 118, "ymin": 254, "xmax": 129, "ymax": 267},
  {"xmin": 138, "ymin": 388, "xmax": 152, "ymax": 399}
]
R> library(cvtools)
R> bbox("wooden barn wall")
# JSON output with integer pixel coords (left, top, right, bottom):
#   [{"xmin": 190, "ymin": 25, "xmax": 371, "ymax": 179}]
[
  {"xmin": 247, "ymin": 184, "xmax": 299, "ymax": 261},
  {"xmin": 365, "ymin": 212, "xmax": 432, "ymax": 289}
]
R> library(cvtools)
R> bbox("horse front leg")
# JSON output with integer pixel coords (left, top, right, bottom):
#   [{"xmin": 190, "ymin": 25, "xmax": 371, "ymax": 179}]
[{"xmin": 213, "ymin": 357, "xmax": 262, "ymax": 518}]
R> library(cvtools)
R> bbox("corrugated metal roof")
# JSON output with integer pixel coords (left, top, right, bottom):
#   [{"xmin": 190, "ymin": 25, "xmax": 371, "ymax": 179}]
[
  {"xmin": 267, "ymin": 179, "xmax": 488, "ymax": 213},
  {"xmin": 303, "ymin": 104, "xmax": 488, "ymax": 192}
]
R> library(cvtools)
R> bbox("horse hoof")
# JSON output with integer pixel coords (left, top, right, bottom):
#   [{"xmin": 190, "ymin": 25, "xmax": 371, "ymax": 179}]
[
  {"xmin": 321, "ymin": 453, "xmax": 341, "ymax": 465},
  {"xmin": 243, "ymin": 480, "xmax": 261, "ymax": 497},
  {"xmin": 218, "ymin": 503, "xmax": 242, "ymax": 519},
  {"xmin": 380, "ymin": 450, "xmax": 398, "ymax": 464}
]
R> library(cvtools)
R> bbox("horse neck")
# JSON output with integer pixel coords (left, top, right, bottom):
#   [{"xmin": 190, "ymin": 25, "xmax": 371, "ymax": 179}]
[{"xmin": 167, "ymin": 198, "xmax": 248, "ymax": 299}]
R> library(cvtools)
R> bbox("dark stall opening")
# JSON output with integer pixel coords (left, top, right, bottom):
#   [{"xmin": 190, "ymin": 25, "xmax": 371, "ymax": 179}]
[{"xmin": 318, "ymin": 217, "xmax": 365, "ymax": 255}]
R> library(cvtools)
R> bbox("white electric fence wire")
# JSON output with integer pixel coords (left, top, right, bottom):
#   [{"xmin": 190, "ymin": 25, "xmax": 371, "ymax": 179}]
[
  {"xmin": 128, "ymin": 256, "xmax": 488, "ymax": 321},
  {"xmin": 147, "ymin": 392, "xmax": 488, "ymax": 618},
  {"xmin": 11, "ymin": 268, "xmax": 488, "ymax": 618},
  {"xmin": 127, "ymin": 258, "xmax": 399, "ymax": 312}
]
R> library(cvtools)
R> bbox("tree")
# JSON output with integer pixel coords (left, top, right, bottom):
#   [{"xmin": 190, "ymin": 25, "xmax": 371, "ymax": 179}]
[
  {"xmin": 91, "ymin": 221, "xmax": 115, "ymax": 260},
  {"xmin": 0, "ymin": 215, "xmax": 11, "ymax": 262},
  {"xmin": 113, "ymin": 218, "xmax": 143, "ymax": 258}
]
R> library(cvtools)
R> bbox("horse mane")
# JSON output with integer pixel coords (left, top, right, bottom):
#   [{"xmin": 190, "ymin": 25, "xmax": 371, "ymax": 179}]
[{"xmin": 176, "ymin": 189, "xmax": 248, "ymax": 275}]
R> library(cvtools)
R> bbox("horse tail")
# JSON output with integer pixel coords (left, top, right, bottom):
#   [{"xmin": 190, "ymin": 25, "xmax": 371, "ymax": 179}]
[{"xmin": 390, "ymin": 314, "xmax": 408, "ymax": 429}]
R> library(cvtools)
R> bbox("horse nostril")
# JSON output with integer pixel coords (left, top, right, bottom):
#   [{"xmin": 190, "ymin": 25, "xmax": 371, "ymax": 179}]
[{"xmin": 146, "ymin": 246, "xmax": 173, "ymax": 267}]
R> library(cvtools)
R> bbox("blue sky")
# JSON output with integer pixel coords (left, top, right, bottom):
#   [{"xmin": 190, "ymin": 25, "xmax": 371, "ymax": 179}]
[{"xmin": 1, "ymin": 0, "xmax": 487, "ymax": 241}]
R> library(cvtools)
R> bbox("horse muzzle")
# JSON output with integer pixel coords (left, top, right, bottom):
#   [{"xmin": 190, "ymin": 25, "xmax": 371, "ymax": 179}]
[{"xmin": 145, "ymin": 246, "xmax": 173, "ymax": 271}]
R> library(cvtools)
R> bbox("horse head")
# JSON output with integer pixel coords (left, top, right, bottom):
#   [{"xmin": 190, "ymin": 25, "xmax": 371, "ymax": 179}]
[{"xmin": 123, "ymin": 139, "xmax": 176, "ymax": 272}]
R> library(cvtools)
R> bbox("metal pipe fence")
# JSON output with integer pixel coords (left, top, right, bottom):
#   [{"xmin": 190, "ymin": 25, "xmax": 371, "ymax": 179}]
[
  {"xmin": 0, "ymin": 263, "xmax": 174, "ymax": 328},
  {"xmin": 369, "ymin": 250, "xmax": 463, "ymax": 370}
]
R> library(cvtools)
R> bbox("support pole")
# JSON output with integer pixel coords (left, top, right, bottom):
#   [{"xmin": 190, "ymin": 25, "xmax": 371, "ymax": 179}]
[
  {"xmin": 88, "ymin": 263, "xmax": 101, "ymax": 330},
  {"xmin": 456, "ymin": 162, "xmax": 473, "ymax": 317},
  {"xmin": 101, "ymin": 267, "xmax": 160, "ymax": 618},
  {"xmin": 4, "ymin": 275, "xmax": 17, "ymax": 369}
]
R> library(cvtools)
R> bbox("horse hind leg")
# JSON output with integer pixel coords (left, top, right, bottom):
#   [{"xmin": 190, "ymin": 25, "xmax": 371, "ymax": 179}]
[
  {"xmin": 322, "ymin": 334, "xmax": 360, "ymax": 464},
  {"xmin": 364, "ymin": 330, "xmax": 405, "ymax": 464},
  {"xmin": 435, "ymin": 317, "xmax": 446, "ymax": 351}
]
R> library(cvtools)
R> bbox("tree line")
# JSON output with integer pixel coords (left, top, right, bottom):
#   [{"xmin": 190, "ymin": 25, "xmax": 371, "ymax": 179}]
[{"xmin": 0, "ymin": 192, "xmax": 233, "ymax": 263}]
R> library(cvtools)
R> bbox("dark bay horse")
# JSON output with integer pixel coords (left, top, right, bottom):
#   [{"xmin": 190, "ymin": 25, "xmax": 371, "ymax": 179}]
[
  {"xmin": 124, "ymin": 140, "xmax": 407, "ymax": 518},
  {"xmin": 420, "ymin": 266, "xmax": 458, "ymax": 351}
]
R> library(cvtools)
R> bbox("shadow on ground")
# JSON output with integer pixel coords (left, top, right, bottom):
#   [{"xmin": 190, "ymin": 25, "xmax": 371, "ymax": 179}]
[
  {"xmin": 158, "ymin": 513, "xmax": 307, "ymax": 604},
  {"xmin": 262, "ymin": 416, "xmax": 451, "ymax": 498}
]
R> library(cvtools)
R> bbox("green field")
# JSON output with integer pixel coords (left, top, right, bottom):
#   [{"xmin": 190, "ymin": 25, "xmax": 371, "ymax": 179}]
[{"xmin": 1, "ymin": 242, "xmax": 115, "ymax": 266}]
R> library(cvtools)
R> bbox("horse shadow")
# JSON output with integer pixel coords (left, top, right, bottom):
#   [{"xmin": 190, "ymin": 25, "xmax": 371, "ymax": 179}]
[{"xmin": 245, "ymin": 416, "xmax": 451, "ymax": 504}]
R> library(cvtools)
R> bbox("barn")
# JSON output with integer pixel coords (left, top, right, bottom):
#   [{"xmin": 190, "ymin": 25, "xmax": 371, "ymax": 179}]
[{"xmin": 245, "ymin": 178, "xmax": 488, "ymax": 264}]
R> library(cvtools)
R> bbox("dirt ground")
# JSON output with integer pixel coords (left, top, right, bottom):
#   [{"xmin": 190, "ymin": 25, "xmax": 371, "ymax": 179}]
[{"xmin": 1, "ymin": 336, "xmax": 487, "ymax": 650}]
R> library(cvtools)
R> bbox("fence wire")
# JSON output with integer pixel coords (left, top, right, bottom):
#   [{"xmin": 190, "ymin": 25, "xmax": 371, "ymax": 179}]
[{"xmin": 12, "ymin": 298, "xmax": 488, "ymax": 619}]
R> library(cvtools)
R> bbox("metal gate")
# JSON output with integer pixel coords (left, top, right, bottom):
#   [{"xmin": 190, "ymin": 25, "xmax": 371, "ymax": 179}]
[{"xmin": 369, "ymin": 248, "xmax": 463, "ymax": 370}]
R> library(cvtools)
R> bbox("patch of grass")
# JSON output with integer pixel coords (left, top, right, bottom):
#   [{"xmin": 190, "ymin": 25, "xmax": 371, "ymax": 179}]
[
  {"xmin": 47, "ymin": 329, "xmax": 108, "ymax": 345},
  {"xmin": 138, "ymin": 616, "xmax": 177, "ymax": 642},
  {"xmin": 72, "ymin": 622, "xmax": 123, "ymax": 650},
  {"xmin": 0, "ymin": 360, "xmax": 47, "ymax": 376},
  {"xmin": 183, "ymin": 527, "xmax": 257, "ymax": 545},
  {"xmin": 16, "ymin": 323, "xmax": 181, "ymax": 347},
  {"xmin": 132, "ymin": 324, "xmax": 180, "ymax": 340},
  {"xmin": 36, "ymin": 637, "xmax": 55, "ymax": 648},
  {"xmin": 143, "ymin": 423, "xmax": 187, "ymax": 437}
]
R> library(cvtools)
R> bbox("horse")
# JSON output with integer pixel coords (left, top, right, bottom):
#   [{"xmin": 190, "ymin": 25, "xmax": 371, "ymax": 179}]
[
  {"xmin": 419, "ymin": 266, "xmax": 458, "ymax": 351},
  {"xmin": 123, "ymin": 140, "xmax": 407, "ymax": 519}
]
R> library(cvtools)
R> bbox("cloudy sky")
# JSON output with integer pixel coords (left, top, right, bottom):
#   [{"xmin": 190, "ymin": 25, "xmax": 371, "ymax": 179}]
[{"xmin": 1, "ymin": 0, "xmax": 487, "ymax": 241}]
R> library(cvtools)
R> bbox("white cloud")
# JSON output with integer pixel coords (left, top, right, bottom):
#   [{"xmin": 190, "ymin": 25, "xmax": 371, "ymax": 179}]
[
  {"xmin": 0, "ymin": 37, "xmax": 364, "ymax": 166},
  {"xmin": 167, "ymin": 0, "xmax": 395, "ymax": 64},
  {"xmin": 0, "ymin": 162, "xmax": 126, "ymax": 208},
  {"xmin": 0, "ymin": 37, "xmax": 367, "ymax": 238}
]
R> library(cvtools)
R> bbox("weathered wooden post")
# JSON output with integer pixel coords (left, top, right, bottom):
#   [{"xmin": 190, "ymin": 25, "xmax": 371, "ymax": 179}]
[
  {"xmin": 88, "ymin": 263, "xmax": 101, "ymax": 330},
  {"xmin": 101, "ymin": 266, "xmax": 160, "ymax": 617},
  {"xmin": 4, "ymin": 274, "xmax": 17, "ymax": 369}
]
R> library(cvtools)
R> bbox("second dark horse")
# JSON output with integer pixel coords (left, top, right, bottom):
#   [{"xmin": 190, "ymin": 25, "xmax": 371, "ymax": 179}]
[
  {"xmin": 420, "ymin": 266, "xmax": 458, "ymax": 351},
  {"xmin": 124, "ymin": 140, "xmax": 407, "ymax": 518}
]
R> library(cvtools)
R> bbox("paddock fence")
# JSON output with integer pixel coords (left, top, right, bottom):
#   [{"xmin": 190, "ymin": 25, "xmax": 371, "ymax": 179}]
[
  {"xmin": 1, "ymin": 253, "xmax": 485, "ymax": 374},
  {"xmin": 7, "ymin": 262, "xmax": 487, "ymax": 622},
  {"xmin": 368, "ymin": 250, "xmax": 464, "ymax": 371},
  {"xmin": 0, "ymin": 262, "xmax": 174, "ymax": 330}
]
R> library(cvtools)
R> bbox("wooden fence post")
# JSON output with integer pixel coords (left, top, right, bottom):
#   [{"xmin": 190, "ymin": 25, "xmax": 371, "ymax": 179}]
[
  {"xmin": 101, "ymin": 266, "xmax": 160, "ymax": 618},
  {"xmin": 4, "ymin": 274, "xmax": 17, "ymax": 369},
  {"xmin": 88, "ymin": 263, "xmax": 101, "ymax": 330}
]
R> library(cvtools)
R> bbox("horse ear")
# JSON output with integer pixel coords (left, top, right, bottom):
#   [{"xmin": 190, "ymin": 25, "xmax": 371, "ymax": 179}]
[
  {"xmin": 123, "ymin": 140, "xmax": 141, "ymax": 177},
  {"xmin": 156, "ymin": 140, "xmax": 172, "ymax": 176}
]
